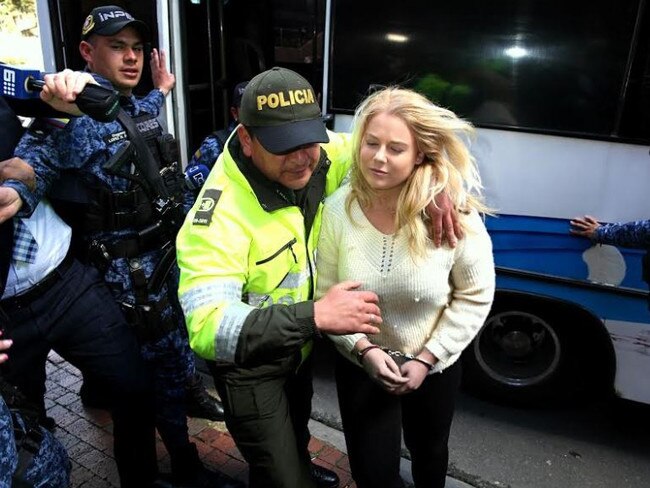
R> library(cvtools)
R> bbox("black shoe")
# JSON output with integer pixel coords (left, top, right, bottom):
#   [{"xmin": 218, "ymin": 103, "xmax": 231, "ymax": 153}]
[
  {"xmin": 185, "ymin": 372, "xmax": 225, "ymax": 421},
  {"xmin": 310, "ymin": 463, "xmax": 339, "ymax": 488},
  {"xmin": 80, "ymin": 379, "xmax": 111, "ymax": 410},
  {"xmin": 39, "ymin": 415, "xmax": 57, "ymax": 432}
]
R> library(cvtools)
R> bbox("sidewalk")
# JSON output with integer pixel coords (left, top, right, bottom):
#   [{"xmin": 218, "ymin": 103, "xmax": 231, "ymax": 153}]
[{"xmin": 44, "ymin": 351, "xmax": 473, "ymax": 488}]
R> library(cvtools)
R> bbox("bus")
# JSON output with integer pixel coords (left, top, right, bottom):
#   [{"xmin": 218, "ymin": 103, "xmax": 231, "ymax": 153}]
[{"xmin": 11, "ymin": 0, "xmax": 650, "ymax": 405}]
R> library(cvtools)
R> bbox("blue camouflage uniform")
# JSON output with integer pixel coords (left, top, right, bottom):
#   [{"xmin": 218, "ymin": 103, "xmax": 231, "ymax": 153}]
[
  {"xmin": 0, "ymin": 394, "xmax": 70, "ymax": 488},
  {"xmin": 594, "ymin": 219, "xmax": 650, "ymax": 309},
  {"xmin": 593, "ymin": 219, "xmax": 650, "ymax": 248},
  {"xmin": 0, "ymin": 394, "xmax": 17, "ymax": 487},
  {"xmin": 11, "ymin": 85, "xmax": 198, "ymax": 467},
  {"xmin": 187, "ymin": 120, "xmax": 237, "ymax": 172}
]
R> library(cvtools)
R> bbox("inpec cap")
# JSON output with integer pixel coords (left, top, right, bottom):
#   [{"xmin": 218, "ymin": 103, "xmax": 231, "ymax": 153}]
[
  {"xmin": 231, "ymin": 81, "xmax": 249, "ymax": 108},
  {"xmin": 81, "ymin": 5, "xmax": 149, "ymax": 40},
  {"xmin": 239, "ymin": 67, "xmax": 329, "ymax": 154}
]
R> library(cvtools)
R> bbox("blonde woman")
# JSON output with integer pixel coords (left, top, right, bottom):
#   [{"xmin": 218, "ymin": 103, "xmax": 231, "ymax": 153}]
[{"xmin": 316, "ymin": 87, "xmax": 496, "ymax": 488}]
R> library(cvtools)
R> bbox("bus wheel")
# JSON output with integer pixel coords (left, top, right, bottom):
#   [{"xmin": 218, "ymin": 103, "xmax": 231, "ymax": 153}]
[{"xmin": 464, "ymin": 307, "xmax": 570, "ymax": 404}]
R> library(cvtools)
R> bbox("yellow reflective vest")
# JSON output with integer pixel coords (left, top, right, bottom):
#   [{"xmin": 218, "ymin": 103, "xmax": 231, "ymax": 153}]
[{"xmin": 176, "ymin": 131, "xmax": 352, "ymax": 370}]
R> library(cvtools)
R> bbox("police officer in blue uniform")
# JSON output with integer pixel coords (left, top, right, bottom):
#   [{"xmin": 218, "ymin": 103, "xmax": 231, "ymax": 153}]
[
  {"xmin": 186, "ymin": 80, "xmax": 249, "ymax": 185},
  {"xmin": 5, "ymin": 5, "xmax": 232, "ymax": 487}
]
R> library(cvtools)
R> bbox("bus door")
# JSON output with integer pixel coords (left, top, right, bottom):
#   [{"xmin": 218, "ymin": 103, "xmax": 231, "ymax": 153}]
[{"xmin": 181, "ymin": 0, "xmax": 327, "ymax": 156}]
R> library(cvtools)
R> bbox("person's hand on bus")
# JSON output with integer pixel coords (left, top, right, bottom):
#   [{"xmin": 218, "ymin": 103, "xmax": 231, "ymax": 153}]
[
  {"xmin": 360, "ymin": 348, "xmax": 408, "ymax": 393},
  {"xmin": 0, "ymin": 330, "xmax": 12, "ymax": 364},
  {"xmin": 151, "ymin": 48, "xmax": 175, "ymax": 96},
  {"xmin": 0, "ymin": 186, "xmax": 23, "ymax": 224},
  {"xmin": 570, "ymin": 215, "xmax": 601, "ymax": 240},
  {"xmin": 314, "ymin": 281, "xmax": 381, "ymax": 336},
  {"xmin": 0, "ymin": 157, "xmax": 35, "ymax": 192},
  {"xmin": 425, "ymin": 191, "xmax": 463, "ymax": 248},
  {"xmin": 39, "ymin": 69, "xmax": 97, "ymax": 116}
]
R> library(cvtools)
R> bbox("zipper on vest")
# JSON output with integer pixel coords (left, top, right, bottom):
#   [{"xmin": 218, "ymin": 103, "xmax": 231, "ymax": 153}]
[{"xmin": 255, "ymin": 237, "xmax": 298, "ymax": 265}]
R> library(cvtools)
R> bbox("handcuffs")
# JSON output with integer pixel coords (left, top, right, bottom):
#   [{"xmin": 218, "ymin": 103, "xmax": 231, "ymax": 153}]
[{"xmin": 357, "ymin": 345, "xmax": 434, "ymax": 371}]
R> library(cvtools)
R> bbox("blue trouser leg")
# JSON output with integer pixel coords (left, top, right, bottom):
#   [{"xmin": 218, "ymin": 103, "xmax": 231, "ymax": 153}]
[
  {"xmin": 0, "ymin": 396, "xmax": 18, "ymax": 487},
  {"xmin": 1, "ymin": 396, "xmax": 71, "ymax": 488},
  {"xmin": 23, "ymin": 424, "xmax": 71, "ymax": 488}
]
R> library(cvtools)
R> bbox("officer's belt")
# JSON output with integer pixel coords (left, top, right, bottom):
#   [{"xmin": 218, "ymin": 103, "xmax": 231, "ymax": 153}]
[
  {"xmin": 0, "ymin": 251, "xmax": 74, "ymax": 313},
  {"xmin": 119, "ymin": 296, "xmax": 176, "ymax": 343}
]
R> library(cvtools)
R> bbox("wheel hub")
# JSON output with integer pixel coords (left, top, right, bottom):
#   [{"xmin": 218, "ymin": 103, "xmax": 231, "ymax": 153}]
[
  {"xmin": 475, "ymin": 310, "xmax": 562, "ymax": 387},
  {"xmin": 501, "ymin": 330, "xmax": 534, "ymax": 358}
]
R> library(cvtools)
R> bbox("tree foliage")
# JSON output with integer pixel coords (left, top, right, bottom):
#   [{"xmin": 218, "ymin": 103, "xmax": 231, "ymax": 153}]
[{"xmin": 8, "ymin": 0, "xmax": 36, "ymax": 13}]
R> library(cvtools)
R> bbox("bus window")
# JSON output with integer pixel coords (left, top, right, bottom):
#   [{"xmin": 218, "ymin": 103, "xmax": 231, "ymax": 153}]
[{"xmin": 329, "ymin": 0, "xmax": 648, "ymax": 143}]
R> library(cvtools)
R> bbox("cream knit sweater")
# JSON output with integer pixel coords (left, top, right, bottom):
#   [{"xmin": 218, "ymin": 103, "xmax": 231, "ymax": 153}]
[{"xmin": 316, "ymin": 185, "xmax": 496, "ymax": 373}]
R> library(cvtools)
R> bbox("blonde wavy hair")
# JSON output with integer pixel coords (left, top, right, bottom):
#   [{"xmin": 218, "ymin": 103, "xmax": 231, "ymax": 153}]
[{"xmin": 347, "ymin": 87, "xmax": 490, "ymax": 258}]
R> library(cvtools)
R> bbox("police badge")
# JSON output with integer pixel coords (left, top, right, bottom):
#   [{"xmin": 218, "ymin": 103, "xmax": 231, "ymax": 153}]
[{"xmin": 81, "ymin": 14, "xmax": 95, "ymax": 37}]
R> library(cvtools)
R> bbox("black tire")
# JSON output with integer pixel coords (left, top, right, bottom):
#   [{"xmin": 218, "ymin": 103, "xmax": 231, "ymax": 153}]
[{"xmin": 463, "ymin": 295, "xmax": 611, "ymax": 406}]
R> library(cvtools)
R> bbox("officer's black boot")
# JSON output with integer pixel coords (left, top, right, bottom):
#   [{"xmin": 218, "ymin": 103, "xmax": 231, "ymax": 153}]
[
  {"xmin": 38, "ymin": 415, "xmax": 57, "ymax": 431},
  {"xmin": 310, "ymin": 462, "xmax": 340, "ymax": 488},
  {"xmin": 170, "ymin": 443, "xmax": 243, "ymax": 488},
  {"xmin": 185, "ymin": 372, "xmax": 225, "ymax": 421}
]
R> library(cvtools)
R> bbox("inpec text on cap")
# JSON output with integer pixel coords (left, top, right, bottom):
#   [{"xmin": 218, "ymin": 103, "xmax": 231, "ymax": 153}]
[{"xmin": 98, "ymin": 10, "xmax": 135, "ymax": 22}]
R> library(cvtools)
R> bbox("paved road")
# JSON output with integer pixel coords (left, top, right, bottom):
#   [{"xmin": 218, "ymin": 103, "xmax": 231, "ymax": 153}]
[{"xmin": 311, "ymin": 341, "xmax": 650, "ymax": 488}]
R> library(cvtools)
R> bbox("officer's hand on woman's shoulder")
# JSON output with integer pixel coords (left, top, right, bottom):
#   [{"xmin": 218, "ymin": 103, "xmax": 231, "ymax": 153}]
[{"xmin": 425, "ymin": 191, "xmax": 463, "ymax": 248}]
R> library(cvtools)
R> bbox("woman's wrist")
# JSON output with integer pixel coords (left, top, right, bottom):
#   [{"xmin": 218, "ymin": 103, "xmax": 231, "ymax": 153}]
[
  {"xmin": 353, "ymin": 338, "xmax": 373, "ymax": 353},
  {"xmin": 356, "ymin": 345, "xmax": 380, "ymax": 364},
  {"xmin": 417, "ymin": 348, "xmax": 437, "ymax": 366},
  {"xmin": 353, "ymin": 338, "xmax": 376, "ymax": 364},
  {"xmin": 410, "ymin": 356, "xmax": 434, "ymax": 371}
]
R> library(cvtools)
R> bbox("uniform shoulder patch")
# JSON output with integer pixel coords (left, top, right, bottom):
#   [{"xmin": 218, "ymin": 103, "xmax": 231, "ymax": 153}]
[
  {"xmin": 193, "ymin": 189, "xmax": 222, "ymax": 226},
  {"xmin": 27, "ymin": 117, "xmax": 70, "ymax": 138}
]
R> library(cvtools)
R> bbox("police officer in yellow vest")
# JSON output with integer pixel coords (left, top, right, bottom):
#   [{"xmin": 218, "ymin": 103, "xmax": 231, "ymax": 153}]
[{"xmin": 176, "ymin": 67, "xmax": 385, "ymax": 488}]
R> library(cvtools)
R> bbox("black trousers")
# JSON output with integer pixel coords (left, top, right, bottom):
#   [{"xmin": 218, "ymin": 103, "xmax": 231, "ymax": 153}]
[
  {"xmin": 335, "ymin": 355, "xmax": 462, "ymax": 488},
  {"xmin": 210, "ymin": 356, "xmax": 316, "ymax": 488},
  {"xmin": 0, "ymin": 259, "xmax": 157, "ymax": 487}
]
